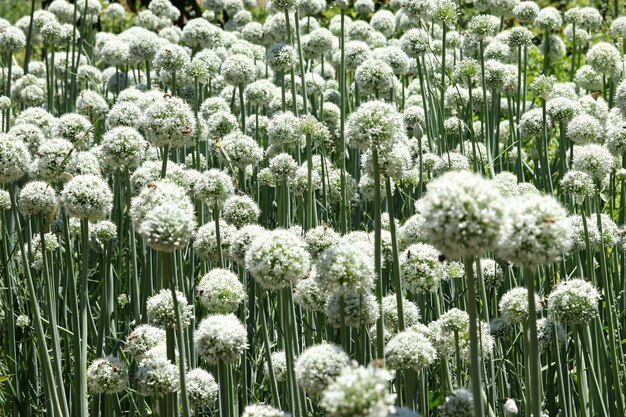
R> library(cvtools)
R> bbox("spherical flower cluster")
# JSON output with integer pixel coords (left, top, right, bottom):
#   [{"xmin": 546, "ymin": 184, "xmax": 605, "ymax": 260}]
[
  {"xmin": 223, "ymin": 195, "xmax": 260, "ymax": 228},
  {"xmin": 355, "ymin": 59, "xmax": 395, "ymax": 97},
  {"xmin": 479, "ymin": 259, "xmax": 503, "ymax": 290},
  {"xmin": 203, "ymin": 110, "xmax": 237, "ymax": 138},
  {"xmin": 8, "ymin": 124, "xmax": 44, "ymax": 155},
  {"xmin": 372, "ymin": 47, "xmax": 409, "ymax": 77},
  {"xmin": 103, "ymin": 2, "xmax": 125, "ymax": 19},
  {"xmin": 385, "ymin": 329, "xmax": 436, "ymax": 371},
  {"xmin": 182, "ymin": 18, "xmax": 221, "ymax": 49},
  {"xmin": 138, "ymin": 200, "xmax": 196, "ymax": 252},
  {"xmin": 267, "ymin": 112, "xmax": 302, "ymax": 149},
  {"xmin": 439, "ymin": 388, "xmax": 474, "ymax": 417},
  {"xmin": 154, "ymin": 44, "xmax": 189, "ymax": 73},
  {"xmin": 246, "ymin": 229, "xmax": 310, "ymax": 289},
  {"xmin": 489, "ymin": 317, "xmax": 510, "ymax": 338},
  {"xmin": 136, "ymin": 356, "xmax": 180, "ymax": 396},
  {"xmin": 131, "ymin": 179, "xmax": 187, "ymax": 225},
  {"xmin": 194, "ymin": 220, "xmax": 237, "ymax": 263},
  {"xmin": 315, "ymin": 244, "xmax": 374, "ymax": 295},
  {"xmin": 98, "ymin": 40, "xmax": 130, "ymax": 67},
  {"xmin": 398, "ymin": 214, "xmax": 428, "ymax": 249},
  {"xmin": 382, "ymin": 294, "xmax": 421, "ymax": 332},
  {"xmin": 490, "ymin": 172, "xmax": 518, "ymax": 197},
  {"xmin": 194, "ymin": 168, "xmax": 235, "ymax": 207},
  {"xmin": 195, "ymin": 314, "xmax": 247, "ymax": 364},
  {"xmin": 420, "ymin": 171, "xmax": 504, "ymax": 258},
  {"xmin": 54, "ymin": 113, "xmax": 93, "ymax": 149},
  {"xmin": 428, "ymin": 309, "xmax": 494, "ymax": 360},
  {"xmin": 499, "ymin": 287, "xmax": 540, "ymax": 324},
  {"xmin": 507, "ymin": 26, "xmax": 534, "ymax": 48},
  {"xmin": 197, "ymin": 268, "xmax": 245, "ymax": 314},
  {"xmin": 534, "ymin": 7, "xmax": 562, "ymax": 31},
  {"xmin": 245, "ymin": 80, "xmax": 277, "ymax": 107},
  {"xmin": 125, "ymin": 325, "xmax": 166, "ymax": 360},
  {"xmin": 18, "ymin": 181, "xmax": 56, "ymax": 216},
  {"xmin": 221, "ymin": 54, "xmax": 257, "ymax": 86},
  {"xmin": 107, "ymin": 102, "xmax": 142, "ymax": 129},
  {"xmin": 141, "ymin": 96, "xmax": 196, "ymax": 148},
  {"xmin": 400, "ymin": 29, "xmax": 430, "ymax": 57},
  {"xmin": 295, "ymin": 343, "xmax": 350, "ymax": 396},
  {"xmin": 346, "ymin": 100, "xmax": 404, "ymax": 151},
  {"xmin": 325, "ymin": 292, "xmax": 379, "ymax": 329},
  {"xmin": 560, "ymin": 170, "xmax": 595, "ymax": 204},
  {"xmin": 578, "ymin": 95, "xmax": 608, "ymax": 124},
  {"xmin": 547, "ymin": 279, "xmax": 601, "ymax": 325},
  {"xmin": 14, "ymin": 107, "xmax": 57, "ymax": 138},
  {"xmin": 320, "ymin": 365, "xmax": 396, "ymax": 417},
  {"xmin": 0, "ymin": 134, "xmax": 31, "ymax": 183},
  {"xmin": 304, "ymin": 225, "xmax": 341, "ymax": 259},
  {"xmin": 186, "ymin": 368, "xmax": 219, "ymax": 409},
  {"xmin": 76, "ymin": 90, "xmax": 109, "ymax": 119},
  {"xmin": 520, "ymin": 108, "xmax": 553, "ymax": 139},
  {"xmin": 269, "ymin": 153, "xmax": 298, "ymax": 180},
  {"xmin": 219, "ymin": 132, "xmax": 264, "ymax": 169},
  {"xmin": 612, "ymin": 79, "xmax": 626, "ymax": 114},
  {"xmin": 91, "ymin": 220, "xmax": 118, "ymax": 249},
  {"xmin": 146, "ymin": 289, "xmax": 194, "ymax": 329},
  {"xmin": 293, "ymin": 274, "xmax": 330, "ymax": 312},
  {"xmin": 597, "ymin": 213, "xmax": 620, "ymax": 247},
  {"xmin": 266, "ymin": 43, "xmax": 297, "ymax": 73},
  {"xmin": 430, "ymin": 0, "xmax": 459, "ymax": 27},
  {"xmin": 263, "ymin": 350, "xmax": 288, "ymax": 383},
  {"xmin": 230, "ymin": 224, "xmax": 266, "ymax": 264},
  {"xmin": 100, "ymin": 127, "xmax": 147, "ymax": 170},
  {"xmin": 575, "ymin": 65, "xmax": 603, "ymax": 91},
  {"xmin": 0, "ymin": 190, "xmax": 10, "ymax": 210},
  {"xmin": 567, "ymin": 215, "xmax": 601, "ymax": 252},
  {"xmin": 529, "ymin": 74, "xmax": 555, "ymax": 100},
  {"xmin": 61, "ymin": 175, "xmax": 113, "ymax": 221},
  {"xmin": 499, "ymin": 194, "xmax": 571, "ymax": 267},
  {"xmin": 537, "ymin": 318, "xmax": 566, "ymax": 350},
  {"xmin": 612, "ymin": 16, "xmax": 626, "ymax": 38},
  {"xmin": 467, "ymin": 15, "xmax": 500, "ymax": 41},
  {"xmin": 128, "ymin": 29, "xmax": 161, "ymax": 61},
  {"xmin": 546, "ymin": 97, "xmax": 581, "ymax": 124},
  {"xmin": 369, "ymin": 10, "xmax": 395, "ymax": 37},
  {"xmin": 572, "ymin": 144, "xmax": 615, "ymax": 184},
  {"xmin": 86, "ymin": 356, "xmax": 129, "ymax": 394},
  {"xmin": 242, "ymin": 404, "xmax": 288, "ymax": 417},
  {"xmin": 605, "ymin": 119, "xmax": 626, "ymax": 157},
  {"xmin": 567, "ymin": 114, "xmax": 603, "ymax": 145},
  {"xmin": 586, "ymin": 42, "xmax": 621, "ymax": 76},
  {"xmin": 0, "ymin": 26, "xmax": 26, "ymax": 52},
  {"xmin": 16, "ymin": 314, "xmax": 30, "ymax": 328},
  {"xmin": 400, "ymin": 243, "xmax": 446, "ymax": 294}
]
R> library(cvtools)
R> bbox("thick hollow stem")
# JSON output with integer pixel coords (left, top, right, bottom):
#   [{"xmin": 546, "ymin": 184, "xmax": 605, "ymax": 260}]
[{"xmin": 464, "ymin": 257, "xmax": 484, "ymax": 417}]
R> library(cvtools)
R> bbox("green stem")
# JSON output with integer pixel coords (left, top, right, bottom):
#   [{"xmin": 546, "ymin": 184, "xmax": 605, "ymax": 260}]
[
  {"xmin": 339, "ymin": 9, "xmax": 348, "ymax": 233},
  {"xmin": 79, "ymin": 219, "xmax": 90, "ymax": 417},
  {"xmin": 385, "ymin": 177, "xmax": 404, "ymax": 331},
  {"xmin": 214, "ymin": 204, "xmax": 223, "ymax": 267},
  {"xmin": 161, "ymin": 145, "xmax": 170, "ymax": 178},
  {"xmin": 526, "ymin": 268, "xmax": 542, "ymax": 417},
  {"xmin": 464, "ymin": 257, "xmax": 484, "ymax": 417},
  {"xmin": 239, "ymin": 84, "xmax": 246, "ymax": 134},
  {"xmin": 218, "ymin": 361, "xmax": 231, "ymax": 417},
  {"xmin": 372, "ymin": 147, "xmax": 384, "ymax": 358},
  {"xmin": 168, "ymin": 253, "xmax": 191, "ymax": 417}
]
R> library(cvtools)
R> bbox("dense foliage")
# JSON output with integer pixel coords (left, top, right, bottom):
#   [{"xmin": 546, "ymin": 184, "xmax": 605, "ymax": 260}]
[{"xmin": 1, "ymin": 1, "xmax": 626, "ymax": 417}]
